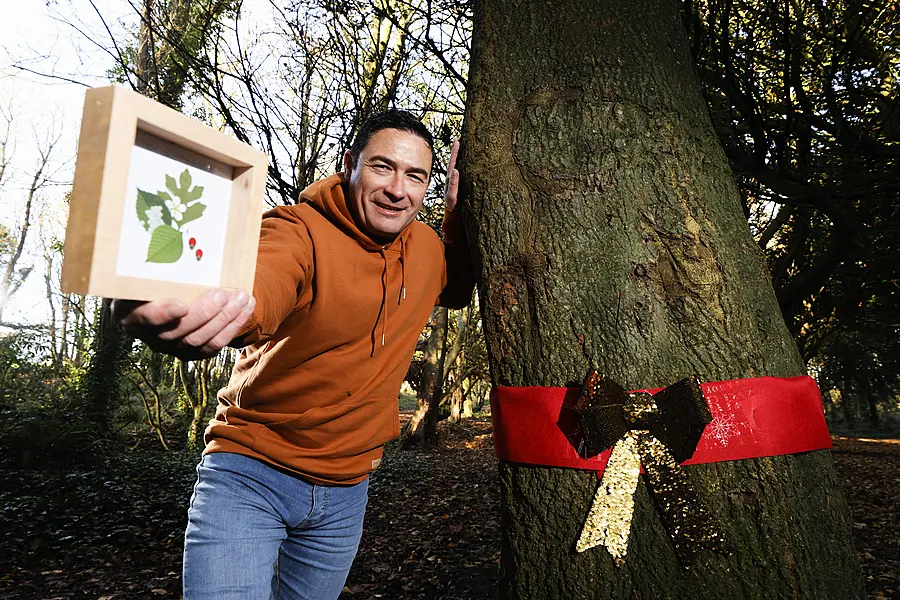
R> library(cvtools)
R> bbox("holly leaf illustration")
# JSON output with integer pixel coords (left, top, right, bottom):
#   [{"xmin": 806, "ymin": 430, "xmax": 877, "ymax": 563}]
[
  {"xmin": 146, "ymin": 225, "xmax": 183, "ymax": 263},
  {"xmin": 179, "ymin": 202, "xmax": 206, "ymax": 227},
  {"xmin": 136, "ymin": 189, "xmax": 171, "ymax": 229}
]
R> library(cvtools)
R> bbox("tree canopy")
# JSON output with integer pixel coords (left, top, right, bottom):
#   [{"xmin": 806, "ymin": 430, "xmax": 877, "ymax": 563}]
[{"xmin": 685, "ymin": 0, "xmax": 900, "ymax": 422}]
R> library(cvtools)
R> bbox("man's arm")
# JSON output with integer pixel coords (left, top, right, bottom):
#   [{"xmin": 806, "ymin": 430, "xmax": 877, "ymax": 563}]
[
  {"xmin": 229, "ymin": 209, "xmax": 315, "ymax": 346},
  {"xmin": 114, "ymin": 207, "xmax": 315, "ymax": 360},
  {"xmin": 437, "ymin": 140, "xmax": 477, "ymax": 309}
]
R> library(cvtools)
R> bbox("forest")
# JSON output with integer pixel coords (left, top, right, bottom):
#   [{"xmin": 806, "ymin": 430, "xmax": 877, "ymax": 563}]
[{"xmin": 0, "ymin": 0, "xmax": 897, "ymax": 598}]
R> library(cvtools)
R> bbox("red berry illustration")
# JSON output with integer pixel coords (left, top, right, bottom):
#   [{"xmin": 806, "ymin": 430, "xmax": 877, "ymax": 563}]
[
  {"xmin": 195, "ymin": 249, "xmax": 203, "ymax": 261},
  {"xmin": 189, "ymin": 237, "xmax": 196, "ymax": 249}
]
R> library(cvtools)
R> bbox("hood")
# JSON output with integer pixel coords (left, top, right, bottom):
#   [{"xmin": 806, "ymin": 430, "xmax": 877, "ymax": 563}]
[{"xmin": 299, "ymin": 172, "xmax": 410, "ymax": 252}]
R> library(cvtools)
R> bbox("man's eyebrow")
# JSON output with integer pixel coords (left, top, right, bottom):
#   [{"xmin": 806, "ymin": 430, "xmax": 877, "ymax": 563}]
[{"xmin": 367, "ymin": 155, "xmax": 430, "ymax": 177}]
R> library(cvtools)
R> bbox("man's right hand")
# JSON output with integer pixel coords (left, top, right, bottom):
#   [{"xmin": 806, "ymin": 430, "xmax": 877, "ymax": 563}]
[{"xmin": 112, "ymin": 288, "xmax": 256, "ymax": 360}]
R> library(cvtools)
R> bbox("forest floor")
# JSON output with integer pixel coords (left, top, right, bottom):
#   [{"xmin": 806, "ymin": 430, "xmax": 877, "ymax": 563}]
[{"xmin": 0, "ymin": 417, "xmax": 897, "ymax": 599}]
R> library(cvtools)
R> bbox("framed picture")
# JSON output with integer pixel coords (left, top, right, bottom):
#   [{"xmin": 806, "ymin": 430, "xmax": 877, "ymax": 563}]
[{"xmin": 62, "ymin": 86, "xmax": 268, "ymax": 302}]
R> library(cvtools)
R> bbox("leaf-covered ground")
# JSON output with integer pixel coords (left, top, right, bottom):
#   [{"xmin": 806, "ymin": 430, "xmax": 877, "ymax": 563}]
[
  {"xmin": 831, "ymin": 436, "xmax": 900, "ymax": 599},
  {"xmin": 0, "ymin": 422, "xmax": 896, "ymax": 599}
]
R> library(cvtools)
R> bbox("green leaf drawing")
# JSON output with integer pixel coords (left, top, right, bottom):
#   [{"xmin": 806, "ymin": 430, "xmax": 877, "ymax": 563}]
[
  {"xmin": 180, "ymin": 169, "xmax": 192, "ymax": 190},
  {"xmin": 165, "ymin": 174, "xmax": 178, "ymax": 195},
  {"xmin": 146, "ymin": 225, "xmax": 183, "ymax": 263},
  {"xmin": 162, "ymin": 168, "xmax": 204, "ymax": 207},
  {"xmin": 187, "ymin": 185, "xmax": 204, "ymax": 202},
  {"xmin": 179, "ymin": 202, "xmax": 207, "ymax": 227},
  {"xmin": 136, "ymin": 189, "xmax": 171, "ymax": 229}
]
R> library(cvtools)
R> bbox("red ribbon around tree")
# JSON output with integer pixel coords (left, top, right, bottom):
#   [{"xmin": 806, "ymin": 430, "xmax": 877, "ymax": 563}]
[{"xmin": 491, "ymin": 373, "xmax": 831, "ymax": 565}]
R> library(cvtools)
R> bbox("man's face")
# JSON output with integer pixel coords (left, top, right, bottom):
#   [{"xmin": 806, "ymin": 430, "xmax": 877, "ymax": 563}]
[{"xmin": 343, "ymin": 128, "xmax": 432, "ymax": 243}]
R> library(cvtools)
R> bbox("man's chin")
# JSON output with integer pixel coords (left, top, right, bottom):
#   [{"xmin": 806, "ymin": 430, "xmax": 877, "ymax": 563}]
[{"xmin": 370, "ymin": 220, "xmax": 413, "ymax": 243}]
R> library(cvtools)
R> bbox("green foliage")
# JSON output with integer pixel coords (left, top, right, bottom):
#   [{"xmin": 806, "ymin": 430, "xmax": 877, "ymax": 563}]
[
  {"xmin": 167, "ymin": 169, "xmax": 204, "ymax": 203},
  {"xmin": 399, "ymin": 391, "xmax": 418, "ymax": 411},
  {"xmin": 178, "ymin": 200, "xmax": 206, "ymax": 226},
  {"xmin": 108, "ymin": 0, "xmax": 240, "ymax": 111},
  {"xmin": 138, "ymin": 169, "xmax": 206, "ymax": 263},
  {"xmin": 0, "ymin": 333, "xmax": 100, "ymax": 468},
  {"xmin": 136, "ymin": 189, "xmax": 172, "ymax": 229}
]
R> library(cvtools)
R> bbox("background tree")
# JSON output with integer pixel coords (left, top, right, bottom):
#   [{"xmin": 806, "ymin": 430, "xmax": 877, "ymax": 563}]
[
  {"xmin": 82, "ymin": 0, "xmax": 236, "ymax": 433},
  {"xmin": 461, "ymin": 0, "xmax": 863, "ymax": 597},
  {"xmin": 400, "ymin": 306, "xmax": 449, "ymax": 449},
  {"xmin": 684, "ymin": 0, "xmax": 900, "ymax": 427}
]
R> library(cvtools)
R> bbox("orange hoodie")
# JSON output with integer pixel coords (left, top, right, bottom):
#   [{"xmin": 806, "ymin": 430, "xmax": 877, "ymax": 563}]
[{"xmin": 203, "ymin": 173, "xmax": 474, "ymax": 484}]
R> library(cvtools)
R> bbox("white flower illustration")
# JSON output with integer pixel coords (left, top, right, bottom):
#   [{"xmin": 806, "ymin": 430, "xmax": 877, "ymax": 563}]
[{"xmin": 165, "ymin": 198, "xmax": 186, "ymax": 221}]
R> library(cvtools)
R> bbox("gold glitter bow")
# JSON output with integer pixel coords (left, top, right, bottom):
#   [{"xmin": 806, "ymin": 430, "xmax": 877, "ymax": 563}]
[{"xmin": 574, "ymin": 370, "xmax": 726, "ymax": 565}]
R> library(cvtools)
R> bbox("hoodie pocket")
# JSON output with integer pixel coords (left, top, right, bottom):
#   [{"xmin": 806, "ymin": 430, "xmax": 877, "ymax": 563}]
[{"xmin": 266, "ymin": 396, "xmax": 399, "ymax": 456}]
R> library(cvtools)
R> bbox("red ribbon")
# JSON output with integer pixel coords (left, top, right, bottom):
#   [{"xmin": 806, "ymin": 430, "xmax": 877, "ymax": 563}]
[{"xmin": 491, "ymin": 375, "xmax": 831, "ymax": 473}]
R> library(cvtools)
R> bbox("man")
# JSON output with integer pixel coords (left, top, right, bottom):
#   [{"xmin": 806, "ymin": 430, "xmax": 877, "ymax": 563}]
[{"xmin": 114, "ymin": 110, "xmax": 474, "ymax": 599}]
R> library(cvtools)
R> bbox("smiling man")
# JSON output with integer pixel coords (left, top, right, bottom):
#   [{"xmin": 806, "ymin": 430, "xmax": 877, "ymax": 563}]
[{"xmin": 113, "ymin": 110, "xmax": 474, "ymax": 600}]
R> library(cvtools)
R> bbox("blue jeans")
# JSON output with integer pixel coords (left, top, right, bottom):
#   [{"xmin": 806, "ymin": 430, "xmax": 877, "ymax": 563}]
[{"xmin": 183, "ymin": 452, "xmax": 368, "ymax": 600}]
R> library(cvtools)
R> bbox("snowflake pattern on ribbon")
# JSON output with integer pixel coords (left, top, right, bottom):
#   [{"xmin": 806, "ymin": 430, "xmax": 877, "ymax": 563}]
[
  {"xmin": 708, "ymin": 413, "xmax": 738, "ymax": 446},
  {"xmin": 702, "ymin": 383, "xmax": 758, "ymax": 447}
]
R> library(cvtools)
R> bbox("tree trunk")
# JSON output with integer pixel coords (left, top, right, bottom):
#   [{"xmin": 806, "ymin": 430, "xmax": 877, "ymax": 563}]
[
  {"xmin": 178, "ymin": 358, "xmax": 210, "ymax": 453},
  {"xmin": 59, "ymin": 293, "xmax": 70, "ymax": 364},
  {"xmin": 445, "ymin": 307, "xmax": 471, "ymax": 423},
  {"xmin": 448, "ymin": 350, "xmax": 465, "ymax": 422},
  {"xmin": 400, "ymin": 307, "xmax": 449, "ymax": 450},
  {"xmin": 864, "ymin": 391, "xmax": 879, "ymax": 428},
  {"xmin": 461, "ymin": 0, "xmax": 863, "ymax": 598},
  {"xmin": 461, "ymin": 379, "xmax": 475, "ymax": 418},
  {"xmin": 130, "ymin": 352, "xmax": 169, "ymax": 451},
  {"xmin": 72, "ymin": 295, "xmax": 89, "ymax": 367},
  {"xmin": 83, "ymin": 299, "xmax": 132, "ymax": 431}
]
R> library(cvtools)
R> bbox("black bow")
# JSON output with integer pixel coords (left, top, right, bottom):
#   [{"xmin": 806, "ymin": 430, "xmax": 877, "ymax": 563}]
[
  {"xmin": 574, "ymin": 370, "xmax": 727, "ymax": 565},
  {"xmin": 575, "ymin": 371, "xmax": 711, "ymax": 461}
]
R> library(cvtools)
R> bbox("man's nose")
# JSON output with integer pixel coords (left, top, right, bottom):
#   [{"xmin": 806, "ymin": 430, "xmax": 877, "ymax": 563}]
[{"xmin": 383, "ymin": 174, "xmax": 406, "ymax": 200}]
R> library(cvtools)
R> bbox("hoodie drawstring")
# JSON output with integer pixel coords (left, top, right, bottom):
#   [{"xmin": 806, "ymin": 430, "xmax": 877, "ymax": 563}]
[
  {"xmin": 372, "ymin": 248, "xmax": 389, "ymax": 357},
  {"xmin": 371, "ymin": 239, "xmax": 408, "ymax": 357},
  {"xmin": 398, "ymin": 236, "xmax": 407, "ymax": 305}
]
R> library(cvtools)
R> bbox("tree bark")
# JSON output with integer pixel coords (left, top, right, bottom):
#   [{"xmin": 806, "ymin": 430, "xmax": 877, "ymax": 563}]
[{"xmin": 461, "ymin": 0, "xmax": 863, "ymax": 597}]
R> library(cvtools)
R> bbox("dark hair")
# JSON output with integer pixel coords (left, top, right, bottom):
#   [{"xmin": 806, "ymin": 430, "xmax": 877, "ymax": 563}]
[{"xmin": 348, "ymin": 109, "xmax": 434, "ymax": 172}]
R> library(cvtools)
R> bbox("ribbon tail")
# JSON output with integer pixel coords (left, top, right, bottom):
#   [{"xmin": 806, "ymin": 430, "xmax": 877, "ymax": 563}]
[
  {"xmin": 634, "ymin": 432, "xmax": 728, "ymax": 565},
  {"xmin": 576, "ymin": 432, "xmax": 641, "ymax": 564}
]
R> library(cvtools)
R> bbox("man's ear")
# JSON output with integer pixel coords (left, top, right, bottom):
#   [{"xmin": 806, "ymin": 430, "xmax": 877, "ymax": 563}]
[{"xmin": 343, "ymin": 150, "xmax": 354, "ymax": 175}]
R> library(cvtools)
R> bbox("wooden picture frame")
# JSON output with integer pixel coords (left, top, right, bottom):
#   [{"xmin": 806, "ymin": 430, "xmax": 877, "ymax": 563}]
[{"xmin": 62, "ymin": 86, "xmax": 268, "ymax": 302}]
